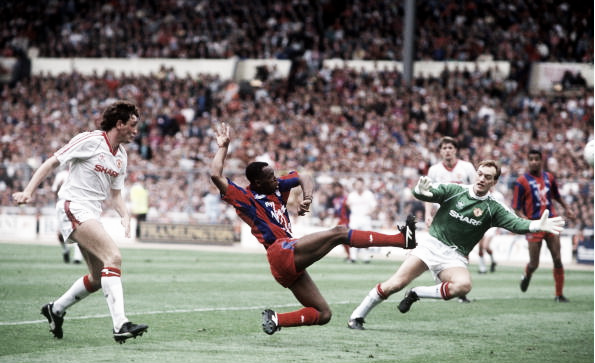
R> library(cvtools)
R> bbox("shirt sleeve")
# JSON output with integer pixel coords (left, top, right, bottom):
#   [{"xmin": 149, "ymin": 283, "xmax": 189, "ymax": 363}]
[
  {"xmin": 278, "ymin": 171, "xmax": 300, "ymax": 203},
  {"xmin": 491, "ymin": 202, "xmax": 531, "ymax": 233},
  {"xmin": 222, "ymin": 179, "xmax": 251, "ymax": 209},
  {"xmin": 511, "ymin": 179, "xmax": 524, "ymax": 211},
  {"xmin": 54, "ymin": 132, "xmax": 99, "ymax": 165}
]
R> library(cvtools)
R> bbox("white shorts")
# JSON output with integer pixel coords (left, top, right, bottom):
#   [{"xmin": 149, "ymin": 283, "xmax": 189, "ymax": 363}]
[
  {"xmin": 56, "ymin": 199, "xmax": 101, "ymax": 243},
  {"xmin": 410, "ymin": 235, "xmax": 468, "ymax": 282}
]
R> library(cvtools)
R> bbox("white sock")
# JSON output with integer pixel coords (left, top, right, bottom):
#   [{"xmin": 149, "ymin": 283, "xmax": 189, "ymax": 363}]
[
  {"xmin": 350, "ymin": 285, "xmax": 385, "ymax": 320},
  {"xmin": 101, "ymin": 267, "xmax": 128, "ymax": 331},
  {"xmin": 53, "ymin": 276, "xmax": 93, "ymax": 315},
  {"xmin": 412, "ymin": 284, "xmax": 443, "ymax": 299},
  {"xmin": 72, "ymin": 244, "xmax": 83, "ymax": 262},
  {"xmin": 478, "ymin": 256, "xmax": 486, "ymax": 272}
]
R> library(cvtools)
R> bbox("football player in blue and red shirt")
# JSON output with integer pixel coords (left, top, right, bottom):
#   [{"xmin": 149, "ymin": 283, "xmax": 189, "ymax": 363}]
[
  {"xmin": 329, "ymin": 181, "xmax": 352, "ymax": 261},
  {"xmin": 512, "ymin": 149, "xmax": 575, "ymax": 302},
  {"xmin": 210, "ymin": 123, "xmax": 417, "ymax": 335}
]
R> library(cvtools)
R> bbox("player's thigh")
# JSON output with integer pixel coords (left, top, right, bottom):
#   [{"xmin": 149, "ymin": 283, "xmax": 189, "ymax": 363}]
[
  {"xmin": 527, "ymin": 240, "xmax": 543, "ymax": 263},
  {"xmin": 381, "ymin": 255, "xmax": 428, "ymax": 293},
  {"xmin": 545, "ymin": 235, "xmax": 562, "ymax": 261},
  {"xmin": 71, "ymin": 219, "xmax": 121, "ymax": 267}
]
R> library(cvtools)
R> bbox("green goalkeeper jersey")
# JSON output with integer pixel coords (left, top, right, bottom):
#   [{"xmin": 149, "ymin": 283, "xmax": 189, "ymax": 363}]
[{"xmin": 413, "ymin": 183, "xmax": 532, "ymax": 256}]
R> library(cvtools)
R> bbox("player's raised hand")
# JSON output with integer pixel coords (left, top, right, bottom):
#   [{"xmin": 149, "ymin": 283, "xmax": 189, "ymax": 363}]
[
  {"xmin": 298, "ymin": 198, "xmax": 312, "ymax": 216},
  {"xmin": 415, "ymin": 176, "xmax": 434, "ymax": 197},
  {"xmin": 530, "ymin": 209, "xmax": 565, "ymax": 235},
  {"xmin": 214, "ymin": 122, "xmax": 231, "ymax": 147}
]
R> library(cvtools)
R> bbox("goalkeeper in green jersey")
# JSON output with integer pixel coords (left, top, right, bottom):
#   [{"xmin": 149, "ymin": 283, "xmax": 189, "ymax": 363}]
[{"xmin": 347, "ymin": 160, "xmax": 565, "ymax": 330}]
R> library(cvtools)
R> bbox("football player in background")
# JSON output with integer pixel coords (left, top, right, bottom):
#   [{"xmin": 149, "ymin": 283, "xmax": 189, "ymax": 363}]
[
  {"xmin": 327, "ymin": 181, "xmax": 352, "ymax": 262},
  {"xmin": 512, "ymin": 149, "xmax": 575, "ymax": 302},
  {"xmin": 346, "ymin": 178, "xmax": 378, "ymax": 263},
  {"xmin": 51, "ymin": 167, "xmax": 83, "ymax": 264}
]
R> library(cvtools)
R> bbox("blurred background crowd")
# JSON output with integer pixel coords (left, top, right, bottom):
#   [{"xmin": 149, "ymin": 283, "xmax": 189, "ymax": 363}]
[
  {"xmin": 0, "ymin": 0, "xmax": 593, "ymax": 246},
  {"xmin": 2, "ymin": 0, "xmax": 592, "ymax": 62}
]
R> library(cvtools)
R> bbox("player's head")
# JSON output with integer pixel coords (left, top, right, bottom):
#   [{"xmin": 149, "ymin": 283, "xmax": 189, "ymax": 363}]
[
  {"xmin": 332, "ymin": 181, "xmax": 344, "ymax": 194},
  {"xmin": 353, "ymin": 177, "xmax": 365, "ymax": 193},
  {"xmin": 438, "ymin": 136, "xmax": 458, "ymax": 161},
  {"xmin": 474, "ymin": 160, "xmax": 501, "ymax": 196},
  {"xmin": 527, "ymin": 149, "xmax": 543, "ymax": 174},
  {"xmin": 100, "ymin": 100, "xmax": 140, "ymax": 131},
  {"xmin": 246, "ymin": 161, "xmax": 278, "ymax": 193}
]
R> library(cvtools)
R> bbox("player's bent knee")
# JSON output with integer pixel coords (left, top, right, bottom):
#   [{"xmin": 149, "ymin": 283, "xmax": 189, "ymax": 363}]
[
  {"xmin": 318, "ymin": 309, "xmax": 332, "ymax": 325},
  {"xmin": 459, "ymin": 282, "xmax": 472, "ymax": 295},
  {"xmin": 331, "ymin": 225, "xmax": 349, "ymax": 235}
]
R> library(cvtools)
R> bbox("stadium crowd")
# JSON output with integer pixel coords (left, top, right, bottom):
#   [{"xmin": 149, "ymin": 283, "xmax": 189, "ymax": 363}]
[
  {"xmin": 0, "ymin": 0, "xmax": 592, "ymax": 248},
  {"xmin": 0, "ymin": 62, "xmax": 592, "ymax": 232},
  {"xmin": 1, "ymin": 0, "xmax": 592, "ymax": 63}
]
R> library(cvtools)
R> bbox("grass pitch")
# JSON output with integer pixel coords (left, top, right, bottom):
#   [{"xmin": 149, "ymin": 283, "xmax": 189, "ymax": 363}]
[{"xmin": 0, "ymin": 243, "xmax": 592, "ymax": 363}]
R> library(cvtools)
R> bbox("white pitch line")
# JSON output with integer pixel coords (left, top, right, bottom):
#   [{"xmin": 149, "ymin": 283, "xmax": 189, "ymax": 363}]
[
  {"xmin": 0, "ymin": 297, "xmax": 528, "ymax": 327},
  {"xmin": 0, "ymin": 301, "xmax": 346, "ymax": 326}
]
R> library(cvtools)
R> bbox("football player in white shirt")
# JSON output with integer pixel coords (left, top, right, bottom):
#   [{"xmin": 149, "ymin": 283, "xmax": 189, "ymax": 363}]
[
  {"xmin": 346, "ymin": 178, "xmax": 378, "ymax": 263},
  {"xmin": 425, "ymin": 136, "xmax": 477, "ymax": 303},
  {"xmin": 13, "ymin": 100, "xmax": 148, "ymax": 343},
  {"xmin": 51, "ymin": 168, "xmax": 83, "ymax": 264}
]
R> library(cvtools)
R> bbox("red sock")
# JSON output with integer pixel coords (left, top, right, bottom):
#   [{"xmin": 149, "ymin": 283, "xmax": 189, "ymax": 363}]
[
  {"xmin": 440, "ymin": 282, "xmax": 452, "ymax": 300},
  {"xmin": 553, "ymin": 267, "xmax": 564, "ymax": 296},
  {"xmin": 277, "ymin": 307, "xmax": 319, "ymax": 327},
  {"xmin": 376, "ymin": 283, "xmax": 388, "ymax": 299},
  {"xmin": 348, "ymin": 230, "xmax": 405, "ymax": 248},
  {"xmin": 83, "ymin": 274, "xmax": 100, "ymax": 293}
]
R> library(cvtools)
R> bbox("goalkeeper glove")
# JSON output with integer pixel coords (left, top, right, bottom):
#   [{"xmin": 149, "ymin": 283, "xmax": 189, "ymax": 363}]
[
  {"xmin": 529, "ymin": 209, "xmax": 565, "ymax": 235},
  {"xmin": 415, "ymin": 176, "xmax": 434, "ymax": 197}
]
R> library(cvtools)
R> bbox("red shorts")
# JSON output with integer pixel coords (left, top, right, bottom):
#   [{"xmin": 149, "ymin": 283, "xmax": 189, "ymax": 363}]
[
  {"xmin": 266, "ymin": 238, "xmax": 303, "ymax": 288},
  {"xmin": 526, "ymin": 232, "xmax": 554, "ymax": 243}
]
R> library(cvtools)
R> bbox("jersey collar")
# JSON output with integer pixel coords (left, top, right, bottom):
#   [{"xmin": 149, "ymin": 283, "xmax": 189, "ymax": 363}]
[{"xmin": 468, "ymin": 185, "xmax": 490, "ymax": 200}]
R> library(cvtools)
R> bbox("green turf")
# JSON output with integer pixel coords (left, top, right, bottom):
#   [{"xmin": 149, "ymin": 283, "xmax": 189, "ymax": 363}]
[{"xmin": 0, "ymin": 243, "xmax": 592, "ymax": 363}]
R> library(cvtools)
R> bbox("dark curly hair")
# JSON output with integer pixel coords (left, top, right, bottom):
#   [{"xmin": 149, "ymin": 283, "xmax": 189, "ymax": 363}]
[
  {"xmin": 245, "ymin": 161, "xmax": 269, "ymax": 183},
  {"xmin": 100, "ymin": 100, "xmax": 139, "ymax": 131}
]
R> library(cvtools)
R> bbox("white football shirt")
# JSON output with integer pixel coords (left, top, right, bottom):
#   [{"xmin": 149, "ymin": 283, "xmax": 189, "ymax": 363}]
[
  {"xmin": 54, "ymin": 130, "xmax": 127, "ymax": 211},
  {"xmin": 427, "ymin": 159, "xmax": 476, "ymax": 184}
]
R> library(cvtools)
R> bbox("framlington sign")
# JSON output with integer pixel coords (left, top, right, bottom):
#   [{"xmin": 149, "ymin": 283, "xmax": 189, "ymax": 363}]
[{"xmin": 139, "ymin": 222, "xmax": 237, "ymax": 245}]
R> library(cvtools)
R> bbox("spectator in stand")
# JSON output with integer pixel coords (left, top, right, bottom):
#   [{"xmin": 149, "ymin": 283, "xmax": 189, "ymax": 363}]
[
  {"xmin": 0, "ymin": 1, "xmax": 591, "ymax": 62},
  {"xmin": 0, "ymin": 62, "xmax": 592, "ymax": 234}
]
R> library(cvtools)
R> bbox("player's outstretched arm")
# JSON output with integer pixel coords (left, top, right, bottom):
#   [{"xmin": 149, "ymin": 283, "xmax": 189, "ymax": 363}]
[{"xmin": 12, "ymin": 156, "xmax": 60, "ymax": 205}]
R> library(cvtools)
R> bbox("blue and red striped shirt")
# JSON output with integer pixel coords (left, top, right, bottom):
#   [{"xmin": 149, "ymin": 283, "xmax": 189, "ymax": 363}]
[
  {"xmin": 512, "ymin": 171, "xmax": 561, "ymax": 220},
  {"xmin": 222, "ymin": 171, "xmax": 301, "ymax": 247},
  {"xmin": 332, "ymin": 194, "xmax": 350, "ymax": 226}
]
